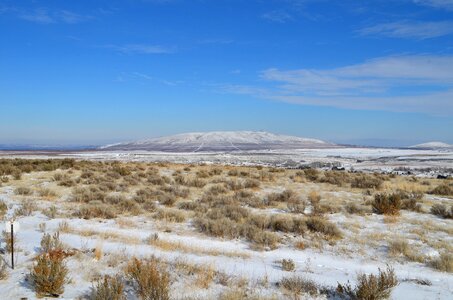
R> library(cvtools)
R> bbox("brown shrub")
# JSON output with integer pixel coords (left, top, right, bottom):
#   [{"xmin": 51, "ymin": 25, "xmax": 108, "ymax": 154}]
[
  {"xmin": 336, "ymin": 266, "xmax": 398, "ymax": 300},
  {"xmin": 372, "ymin": 193, "xmax": 401, "ymax": 216},
  {"xmin": 280, "ymin": 276, "xmax": 319, "ymax": 297},
  {"xmin": 305, "ymin": 216, "xmax": 342, "ymax": 239},
  {"xmin": 429, "ymin": 184, "xmax": 453, "ymax": 196},
  {"xmin": 0, "ymin": 259, "xmax": 8, "ymax": 280},
  {"xmin": 41, "ymin": 232, "xmax": 64, "ymax": 253},
  {"xmin": 430, "ymin": 204, "xmax": 453, "ymax": 219},
  {"xmin": 351, "ymin": 175, "xmax": 383, "ymax": 189},
  {"xmin": 91, "ymin": 275, "xmax": 125, "ymax": 300},
  {"xmin": 15, "ymin": 186, "xmax": 33, "ymax": 196},
  {"xmin": 30, "ymin": 250, "xmax": 69, "ymax": 297},
  {"xmin": 126, "ymin": 257, "xmax": 170, "ymax": 300},
  {"xmin": 154, "ymin": 208, "xmax": 186, "ymax": 223},
  {"xmin": 281, "ymin": 259, "xmax": 296, "ymax": 271},
  {"xmin": 74, "ymin": 203, "xmax": 117, "ymax": 219},
  {"xmin": 431, "ymin": 253, "xmax": 453, "ymax": 272}
]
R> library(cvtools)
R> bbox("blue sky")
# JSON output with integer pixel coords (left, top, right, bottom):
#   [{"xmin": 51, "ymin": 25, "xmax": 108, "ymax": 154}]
[{"xmin": 1, "ymin": 0, "xmax": 453, "ymax": 147}]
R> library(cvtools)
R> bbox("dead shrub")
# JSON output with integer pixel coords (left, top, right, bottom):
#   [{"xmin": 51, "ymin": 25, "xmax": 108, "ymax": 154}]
[
  {"xmin": 41, "ymin": 232, "xmax": 64, "ymax": 253},
  {"xmin": 281, "ymin": 259, "xmax": 296, "ymax": 271},
  {"xmin": 91, "ymin": 275, "xmax": 125, "ymax": 300},
  {"xmin": 15, "ymin": 199, "xmax": 37, "ymax": 216},
  {"xmin": 344, "ymin": 203, "xmax": 368, "ymax": 215},
  {"xmin": 38, "ymin": 188, "xmax": 57, "ymax": 198},
  {"xmin": 431, "ymin": 253, "xmax": 453, "ymax": 272},
  {"xmin": 15, "ymin": 186, "xmax": 32, "ymax": 196},
  {"xmin": 429, "ymin": 184, "xmax": 453, "ymax": 196},
  {"xmin": 351, "ymin": 175, "xmax": 383, "ymax": 189},
  {"xmin": 74, "ymin": 203, "xmax": 117, "ymax": 219},
  {"xmin": 266, "ymin": 190, "xmax": 295, "ymax": 206},
  {"xmin": 304, "ymin": 169, "xmax": 320, "ymax": 181},
  {"xmin": 287, "ymin": 197, "xmax": 306, "ymax": 214},
  {"xmin": 305, "ymin": 216, "xmax": 342, "ymax": 239},
  {"xmin": 0, "ymin": 200, "xmax": 7, "ymax": 218},
  {"xmin": 30, "ymin": 250, "xmax": 69, "ymax": 297},
  {"xmin": 430, "ymin": 204, "xmax": 453, "ymax": 219},
  {"xmin": 336, "ymin": 266, "xmax": 398, "ymax": 300},
  {"xmin": 154, "ymin": 208, "xmax": 186, "ymax": 223},
  {"xmin": 372, "ymin": 193, "xmax": 401, "ymax": 216},
  {"xmin": 0, "ymin": 259, "xmax": 8, "ymax": 280},
  {"xmin": 126, "ymin": 257, "xmax": 170, "ymax": 300},
  {"xmin": 280, "ymin": 276, "xmax": 319, "ymax": 297}
]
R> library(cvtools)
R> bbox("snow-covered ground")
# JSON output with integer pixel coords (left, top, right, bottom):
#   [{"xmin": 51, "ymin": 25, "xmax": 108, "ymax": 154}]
[
  {"xmin": 2, "ymin": 147, "xmax": 453, "ymax": 176},
  {"xmin": 0, "ymin": 163, "xmax": 452, "ymax": 299}
]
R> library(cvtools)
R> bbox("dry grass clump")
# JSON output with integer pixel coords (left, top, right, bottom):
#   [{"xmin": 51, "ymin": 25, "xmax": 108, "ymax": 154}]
[
  {"xmin": 154, "ymin": 208, "xmax": 186, "ymax": 223},
  {"xmin": 279, "ymin": 276, "xmax": 319, "ymax": 297},
  {"xmin": 14, "ymin": 199, "xmax": 38, "ymax": 216},
  {"xmin": 126, "ymin": 257, "xmax": 170, "ymax": 300},
  {"xmin": 15, "ymin": 186, "xmax": 33, "ymax": 195},
  {"xmin": 0, "ymin": 200, "xmax": 7, "ymax": 218},
  {"xmin": 429, "ymin": 184, "xmax": 453, "ymax": 196},
  {"xmin": 431, "ymin": 253, "xmax": 453, "ymax": 272},
  {"xmin": 91, "ymin": 275, "xmax": 125, "ymax": 300},
  {"xmin": 351, "ymin": 174, "xmax": 383, "ymax": 189},
  {"xmin": 38, "ymin": 188, "xmax": 57, "ymax": 198},
  {"xmin": 430, "ymin": 204, "xmax": 453, "ymax": 219},
  {"xmin": 74, "ymin": 203, "xmax": 117, "ymax": 219},
  {"xmin": 0, "ymin": 259, "xmax": 8, "ymax": 280},
  {"xmin": 30, "ymin": 249, "xmax": 69, "ymax": 297},
  {"xmin": 305, "ymin": 216, "xmax": 342, "ymax": 239},
  {"xmin": 281, "ymin": 259, "xmax": 296, "ymax": 271},
  {"xmin": 387, "ymin": 238, "xmax": 423, "ymax": 262},
  {"xmin": 41, "ymin": 232, "xmax": 64, "ymax": 253},
  {"xmin": 344, "ymin": 202, "xmax": 369, "ymax": 215},
  {"xmin": 336, "ymin": 266, "xmax": 398, "ymax": 300},
  {"xmin": 266, "ymin": 189, "xmax": 297, "ymax": 206},
  {"xmin": 372, "ymin": 193, "xmax": 401, "ymax": 216},
  {"xmin": 2, "ymin": 230, "xmax": 18, "ymax": 253},
  {"xmin": 303, "ymin": 168, "xmax": 320, "ymax": 181}
]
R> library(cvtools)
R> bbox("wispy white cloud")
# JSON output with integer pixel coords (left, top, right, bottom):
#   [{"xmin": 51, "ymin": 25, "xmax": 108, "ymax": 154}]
[
  {"xmin": 223, "ymin": 55, "xmax": 453, "ymax": 115},
  {"xmin": 414, "ymin": 0, "xmax": 453, "ymax": 10},
  {"xmin": 117, "ymin": 72, "xmax": 183, "ymax": 86},
  {"xmin": 105, "ymin": 44, "xmax": 176, "ymax": 54},
  {"xmin": 359, "ymin": 21, "xmax": 453, "ymax": 39},
  {"xmin": 261, "ymin": 10, "xmax": 293, "ymax": 23},
  {"xmin": 19, "ymin": 8, "xmax": 90, "ymax": 24}
]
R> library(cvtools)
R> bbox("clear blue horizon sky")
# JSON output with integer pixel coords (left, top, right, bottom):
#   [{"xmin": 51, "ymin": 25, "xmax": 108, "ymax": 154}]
[{"xmin": 1, "ymin": 0, "xmax": 453, "ymax": 147}]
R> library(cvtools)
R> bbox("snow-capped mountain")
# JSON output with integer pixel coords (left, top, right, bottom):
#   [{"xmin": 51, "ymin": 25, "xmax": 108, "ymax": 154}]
[
  {"xmin": 100, "ymin": 131, "xmax": 336, "ymax": 152},
  {"xmin": 410, "ymin": 141, "xmax": 453, "ymax": 149}
]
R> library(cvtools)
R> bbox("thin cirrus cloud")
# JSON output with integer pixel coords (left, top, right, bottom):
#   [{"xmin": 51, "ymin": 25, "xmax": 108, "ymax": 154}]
[
  {"xmin": 414, "ymin": 0, "xmax": 453, "ymax": 10},
  {"xmin": 223, "ymin": 55, "xmax": 453, "ymax": 115},
  {"xmin": 105, "ymin": 44, "xmax": 176, "ymax": 54},
  {"xmin": 261, "ymin": 10, "xmax": 293, "ymax": 23},
  {"xmin": 359, "ymin": 21, "xmax": 453, "ymax": 39},
  {"xmin": 19, "ymin": 8, "xmax": 89, "ymax": 24}
]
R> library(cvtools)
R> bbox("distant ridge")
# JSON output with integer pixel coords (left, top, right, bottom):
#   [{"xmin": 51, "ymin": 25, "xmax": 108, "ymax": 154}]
[
  {"xmin": 100, "ymin": 131, "xmax": 336, "ymax": 152},
  {"xmin": 409, "ymin": 141, "xmax": 453, "ymax": 150}
]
